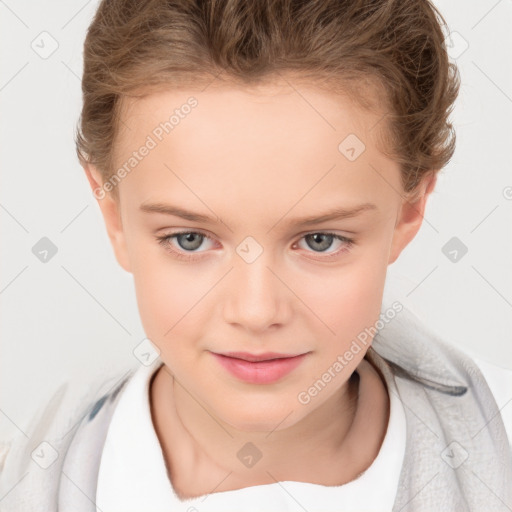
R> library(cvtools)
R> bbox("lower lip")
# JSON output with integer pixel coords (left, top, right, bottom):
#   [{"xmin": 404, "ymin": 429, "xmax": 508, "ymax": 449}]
[{"xmin": 211, "ymin": 353, "xmax": 308, "ymax": 384}]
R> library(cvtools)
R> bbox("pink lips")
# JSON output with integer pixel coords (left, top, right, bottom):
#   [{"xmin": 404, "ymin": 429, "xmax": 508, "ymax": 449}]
[{"xmin": 211, "ymin": 351, "xmax": 308, "ymax": 384}]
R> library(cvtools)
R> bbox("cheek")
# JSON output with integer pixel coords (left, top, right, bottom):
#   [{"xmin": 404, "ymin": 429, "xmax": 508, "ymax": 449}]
[
  {"xmin": 132, "ymin": 265, "xmax": 212, "ymax": 373},
  {"xmin": 127, "ymin": 236, "xmax": 209, "ymax": 341},
  {"xmin": 337, "ymin": 269, "xmax": 386, "ymax": 343},
  {"xmin": 135, "ymin": 269, "xmax": 205, "ymax": 333},
  {"xmin": 127, "ymin": 221, "xmax": 390, "ymax": 351},
  {"xmin": 296, "ymin": 251, "xmax": 388, "ymax": 340}
]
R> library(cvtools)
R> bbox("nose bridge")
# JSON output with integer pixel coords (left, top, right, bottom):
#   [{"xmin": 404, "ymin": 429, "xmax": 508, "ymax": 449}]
[{"xmin": 223, "ymin": 242, "xmax": 288, "ymax": 330}]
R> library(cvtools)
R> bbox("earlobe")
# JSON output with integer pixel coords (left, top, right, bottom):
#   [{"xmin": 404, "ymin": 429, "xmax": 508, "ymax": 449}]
[
  {"xmin": 82, "ymin": 163, "xmax": 132, "ymax": 273},
  {"xmin": 388, "ymin": 173, "xmax": 437, "ymax": 265}
]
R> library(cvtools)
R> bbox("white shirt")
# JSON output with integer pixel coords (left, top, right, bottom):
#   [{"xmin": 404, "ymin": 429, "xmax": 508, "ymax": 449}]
[{"xmin": 95, "ymin": 357, "xmax": 408, "ymax": 512}]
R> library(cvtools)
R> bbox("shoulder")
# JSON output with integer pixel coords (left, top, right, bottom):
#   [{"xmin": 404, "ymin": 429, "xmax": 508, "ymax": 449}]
[
  {"xmin": 0, "ymin": 366, "xmax": 136, "ymax": 511},
  {"xmin": 372, "ymin": 302, "xmax": 512, "ymax": 447},
  {"xmin": 457, "ymin": 348, "xmax": 512, "ymax": 446}
]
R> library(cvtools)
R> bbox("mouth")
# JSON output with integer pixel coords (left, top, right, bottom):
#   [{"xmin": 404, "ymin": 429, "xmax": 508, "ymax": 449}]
[
  {"xmin": 217, "ymin": 351, "xmax": 305, "ymax": 362},
  {"xmin": 210, "ymin": 351, "xmax": 310, "ymax": 384}
]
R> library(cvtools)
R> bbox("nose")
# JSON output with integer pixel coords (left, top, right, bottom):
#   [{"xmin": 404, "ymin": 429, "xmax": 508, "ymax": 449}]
[{"xmin": 222, "ymin": 251, "xmax": 291, "ymax": 333}]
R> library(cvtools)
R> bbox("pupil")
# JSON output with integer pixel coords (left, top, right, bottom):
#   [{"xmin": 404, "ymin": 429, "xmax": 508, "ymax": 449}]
[
  {"xmin": 308, "ymin": 233, "xmax": 332, "ymax": 251},
  {"xmin": 180, "ymin": 233, "xmax": 201, "ymax": 250}
]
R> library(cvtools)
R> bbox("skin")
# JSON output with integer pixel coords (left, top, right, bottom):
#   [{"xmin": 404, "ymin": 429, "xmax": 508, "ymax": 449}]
[{"xmin": 83, "ymin": 77, "xmax": 436, "ymax": 499}]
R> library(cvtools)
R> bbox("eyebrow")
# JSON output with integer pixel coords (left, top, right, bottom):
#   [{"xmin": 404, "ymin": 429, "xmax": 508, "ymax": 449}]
[{"xmin": 139, "ymin": 202, "xmax": 378, "ymax": 226}]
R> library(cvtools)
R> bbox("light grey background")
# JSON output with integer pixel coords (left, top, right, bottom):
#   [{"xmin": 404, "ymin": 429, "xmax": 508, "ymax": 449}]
[{"xmin": 1, "ymin": 0, "xmax": 511, "ymax": 441}]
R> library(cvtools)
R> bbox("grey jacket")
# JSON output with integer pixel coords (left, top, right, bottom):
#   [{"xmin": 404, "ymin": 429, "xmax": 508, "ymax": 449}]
[{"xmin": 1, "ymin": 305, "xmax": 511, "ymax": 511}]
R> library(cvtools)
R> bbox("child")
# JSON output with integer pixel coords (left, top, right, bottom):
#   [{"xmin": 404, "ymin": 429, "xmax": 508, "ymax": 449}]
[{"xmin": 1, "ymin": 0, "xmax": 511, "ymax": 510}]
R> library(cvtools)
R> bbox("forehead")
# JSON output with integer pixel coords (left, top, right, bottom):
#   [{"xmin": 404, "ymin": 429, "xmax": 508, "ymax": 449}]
[
  {"xmin": 112, "ymin": 80, "xmax": 400, "ymax": 214},
  {"xmin": 117, "ymin": 79, "xmax": 384, "ymax": 148}
]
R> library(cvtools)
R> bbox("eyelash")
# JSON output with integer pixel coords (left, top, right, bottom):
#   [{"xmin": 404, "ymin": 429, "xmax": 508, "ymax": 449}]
[{"xmin": 156, "ymin": 230, "xmax": 355, "ymax": 262}]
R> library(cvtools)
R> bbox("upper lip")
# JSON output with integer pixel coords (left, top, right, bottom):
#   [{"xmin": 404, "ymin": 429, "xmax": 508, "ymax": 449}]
[{"xmin": 213, "ymin": 351, "xmax": 307, "ymax": 362}]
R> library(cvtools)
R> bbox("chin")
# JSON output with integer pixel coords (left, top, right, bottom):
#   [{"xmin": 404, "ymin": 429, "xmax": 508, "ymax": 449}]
[{"xmin": 215, "ymin": 401, "xmax": 302, "ymax": 433}]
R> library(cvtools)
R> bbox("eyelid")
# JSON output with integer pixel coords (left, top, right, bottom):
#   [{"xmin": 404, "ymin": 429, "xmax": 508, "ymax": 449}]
[
  {"xmin": 155, "ymin": 229, "xmax": 216, "ymax": 261},
  {"xmin": 293, "ymin": 232, "xmax": 355, "ymax": 259},
  {"xmin": 159, "ymin": 229, "xmax": 216, "ymax": 245},
  {"xmin": 294, "ymin": 228, "xmax": 357, "ymax": 239},
  {"xmin": 157, "ymin": 227, "xmax": 355, "ymax": 241},
  {"xmin": 156, "ymin": 229, "xmax": 355, "ymax": 261}
]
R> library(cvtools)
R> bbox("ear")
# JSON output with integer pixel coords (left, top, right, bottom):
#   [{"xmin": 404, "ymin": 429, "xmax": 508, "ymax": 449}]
[
  {"xmin": 388, "ymin": 172, "xmax": 437, "ymax": 265},
  {"xmin": 83, "ymin": 163, "xmax": 132, "ymax": 273}
]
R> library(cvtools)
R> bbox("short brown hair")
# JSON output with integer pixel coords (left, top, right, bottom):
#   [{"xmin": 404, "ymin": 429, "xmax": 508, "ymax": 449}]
[{"xmin": 75, "ymin": 0, "xmax": 460, "ymax": 198}]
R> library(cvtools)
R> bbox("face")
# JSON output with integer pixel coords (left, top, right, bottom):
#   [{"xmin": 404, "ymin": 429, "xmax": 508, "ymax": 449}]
[{"xmin": 86, "ymin": 78, "xmax": 434, "ymax": 431}]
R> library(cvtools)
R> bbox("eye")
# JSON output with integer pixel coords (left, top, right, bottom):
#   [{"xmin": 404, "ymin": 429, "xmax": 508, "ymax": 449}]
[
  {"xmin": 293, "ymin": 232, "xmax": 354, "ymax": 259},
  {"xmin": 156, "ymin": 230, "xmax": 355, "ymax": 262},
  {"xmin": 156, "ymin": 231, "xmax": 215, "ymax": 261}
]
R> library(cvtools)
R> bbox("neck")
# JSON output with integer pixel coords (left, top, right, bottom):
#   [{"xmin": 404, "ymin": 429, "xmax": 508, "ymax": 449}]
[{"xmin": 150, "ymin": 355, "xmax": 389, "ymax": 497}]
